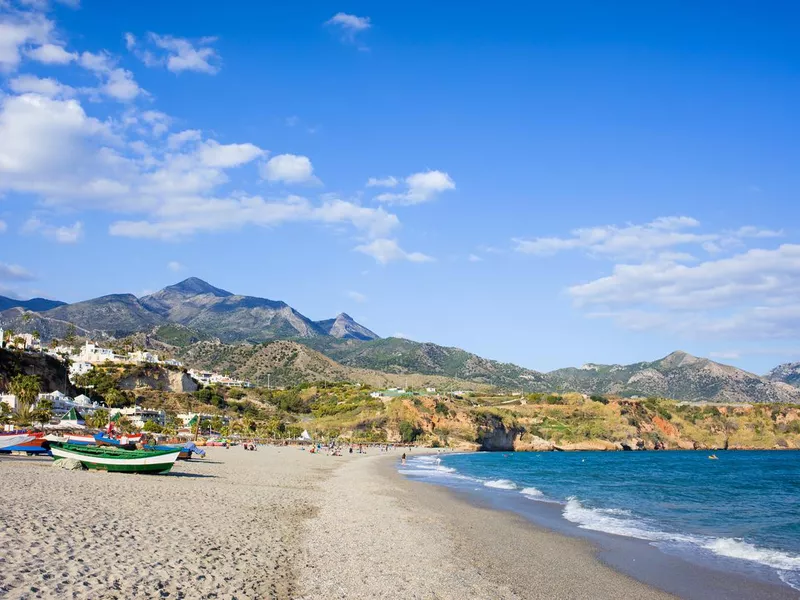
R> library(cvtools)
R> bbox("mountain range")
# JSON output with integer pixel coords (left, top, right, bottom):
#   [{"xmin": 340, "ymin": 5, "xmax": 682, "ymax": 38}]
[{"xmin": 1, "ymin": 278, "xmax": 799, "ymax": 404}]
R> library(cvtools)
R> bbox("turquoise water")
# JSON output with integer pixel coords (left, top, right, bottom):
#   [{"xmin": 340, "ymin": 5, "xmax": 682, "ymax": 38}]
[{"xmin": 401, "ymin": 451, "xmax": 800, "ymax": 591}]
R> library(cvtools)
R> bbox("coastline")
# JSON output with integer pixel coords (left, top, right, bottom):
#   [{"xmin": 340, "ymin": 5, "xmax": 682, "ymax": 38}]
[
  {"xmin": 299, "ymin": 449, "xmax": 674, "ymax": 599},
  {"xmin": 387, "ymin": 451, "xmax": 798, "ymax": 600},
  {"xmin": 2, "ymin": 447, "xmax": 796, "ymax": 599}
]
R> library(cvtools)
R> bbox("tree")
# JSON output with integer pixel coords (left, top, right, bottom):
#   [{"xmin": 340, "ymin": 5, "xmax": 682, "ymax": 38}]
[
  {"xmin": 31, "ymin": 398, "xmax": 53, "ymax": 427},
  {"xmin": 398, "ymin": 420, "xmax": 423, "ymax": 443},
  {"xmin": 142, "ymin": 420, "xmax": 163, "ymax": 433},
  {"xmin": 209, "ymin": 415, "xmax": 224, "ymax": 433},
  {"xmin": 22, "ymin": 312, "xmax": 32, "ymax": 325},
  {"xmin": 116, "ymin": 416, "xmax": 136, "ymax": 434},
  {"xmin": 0, "ymin": 401, "xmax": 12, "ymax": 426},
  {"xmin": 65, "ymin": 324, "xmax": 77, "ymax": 346},
  {"xmin": 87, "ymin": 408, "xmax": 109, "ymax": 429},
  {"xmin": 8, "ymin": 374, "xmax": 40, "ymax": 426}
]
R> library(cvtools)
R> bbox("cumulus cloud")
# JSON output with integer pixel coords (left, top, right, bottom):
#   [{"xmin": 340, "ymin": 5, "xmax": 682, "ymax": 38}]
[
  {"xmin": 9, "ymin": 74, "xmax": 74, "ymax": 97},
  {"xmin": 325, "ymin": 13, "xmax": 371, "ymax": 46},
  {"xmin": 0, "ymin": 17, "xmax": 417, "ymax": 262},
  {"xmin": 167, "ymin": 260, "xmax": 183, "ymax": 272},
  {"xmin": 0, "ymin": 262, "xmax": 35, "ymax": 281},
  {"xmin": 22, "ymin": 216, "xmax": 84, "ymax": 243},
  {"xmin": 198, "ymin": 140, "xmax": 264, "ymax": 168},
  {"xmin": 514, "ymin": 217, "xmax": 785, "ymax": 260},
  {"xmin": 27, "ymin": 43, "xmax": 76, "ymax": 64},
  {"xmin": 261, "ymin": 154, "xmax": 317, "ymax": 184},
  {"xmin": 366, "ymin": 176, "xmax": 398, "ymax": 188},
  {"xmin": 0, "ymin": 11, "xmax": 54, "ymax": 72},
  {"xmin": 354, "ymin": 238, "xmax": 433, "ymax": 264},
  {"xmin": 127, "ymin": 33, "xmax": 221, "ymax": 74},
  {"xmin": 374, "ymin": 170, "xmax": 455, "ymax": 205},
  {"xmin": 517, "ymin": 216, "xmax": 797, "ymax": 341},
  {"xmin": 167, "ymin": 129, "xmax": 202, "ymax": 149}
]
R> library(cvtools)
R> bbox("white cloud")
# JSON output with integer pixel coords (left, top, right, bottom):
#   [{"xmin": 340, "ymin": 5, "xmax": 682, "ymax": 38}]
[
  {"xmin": 137, "ymin": 33, "xmax": 221, "ymax": 74},
  {"xmin": 27, "ymin": 43, "xmax": 76, "ymax": 64},
  {"xmin": 102, "ymin": 68, "xmax": 142, "ymax": 102},
  {"xmin": 515, "ymin": 217, "xmax": 786, "ymax": 260},
  {"xmin": 77, "ymin": 51, "xmax": 145, "ymax": 102},
  {"xmin": 167, "ymin": 129, "xmax": 202, "ymax": 149},
  {"xmin": 0, "ymin": 11, "xmax": 54, "ymax": 72},
  {"xmin": 514, "ymin": 216, "xmax": 712, "ymax": 258},
  {"xmin": 325, "ymin": 13, "xmax": 371, "ymax": 45},
  {"xmin": 569, "ymin": 244, "xmax": 800, "ymax": 311},
  {"xmin": 366, "ymin": 176, "xmax": 399, "ymax": 188},
  {"xmin": 468, "ymin": 254, "xmax": 482, "ymax": 262},
  {"xmin": 261, "ymin": 153, "xmax": 317, "ymax": 184},
  {"xmin": 375, "ymin": 170, "xmax": 455, "ymax": 205},
  {"xmin": 354, "ymin": 238, "xmax": 433, "ymax": 264},
  {"xmin": 9, "ymin": 74, "xmax": 73, "ymax": 97},
  {"xmin": 198, "ymin": 140, "xmax": 264, "ymax": 168},
  {"xmin": 285, "ymin": 115, "xmax": 299, "ymax": 127},
  {"xmin": 78, "ymin": 50, "xmax": 113, "ymax": 73},
  {"xmin": 141, "ymin": 110, "xmax": 171, "ymax": 136},
  {"xmin": 22, "ymin": 216, "xmax": 83, "ymax": 243},
  {"xmin": 313, "ymin": 199, "xmax": 398, "ymax": 238},
  {"xmin": 0, "ymin": 220, "xmax": 6, "ymax": 233},
  {"xmin": 167, "ymin": 260, "xmax": 183, "ymax": 272},
  {"xmin": 346, "ymin": 290, "xmax": 367, "ymax": 303},
  {"xmin": 0, "ymin": 262, "xmax": 35, "ymax": 281}
]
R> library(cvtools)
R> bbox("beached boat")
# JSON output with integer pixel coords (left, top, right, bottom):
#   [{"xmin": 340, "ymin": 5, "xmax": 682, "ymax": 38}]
[
  {"xmin": 0, "ymin": 433, "xmax": 34, "ymax": 450},
  {"xmin": 94, "ymin": 432, "xmax": 143, "ymax": 450},
  {"xmin": 50, "ymin": 443, "xmax": 181, "ymax": 474},
  {"xmin": 0, "ymin": 431, "xmax": 49, "ymax": 454}
]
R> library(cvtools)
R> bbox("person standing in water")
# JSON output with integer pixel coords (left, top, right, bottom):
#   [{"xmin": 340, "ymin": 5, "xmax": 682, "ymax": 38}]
[{"xmin": 401, "ymin": 452, "xmax": 407, "ymax": 466}]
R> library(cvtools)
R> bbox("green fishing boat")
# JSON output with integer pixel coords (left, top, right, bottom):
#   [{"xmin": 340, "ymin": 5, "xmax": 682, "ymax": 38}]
[{"xmin": 50, "ymin": 443, "xmax": 181, "ymax": 474}]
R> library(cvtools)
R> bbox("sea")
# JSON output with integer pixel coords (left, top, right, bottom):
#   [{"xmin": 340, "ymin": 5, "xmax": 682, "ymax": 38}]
[{"xmin": 400, "ymin": 450, "xmax": 800, "ymax": 596}]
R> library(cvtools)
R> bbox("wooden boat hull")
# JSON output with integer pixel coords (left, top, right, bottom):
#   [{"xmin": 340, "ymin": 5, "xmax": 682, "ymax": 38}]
[
  {"xmin": 0, "ymin": 434, "xmax": 34, "ymax": 450},
  {"xmin": 0, "ymin": 432, "xmax": 48, "ymax": 454},
  {"xmin": 50, "ymin": 444, "xmax": 181, "ymax": 474}
]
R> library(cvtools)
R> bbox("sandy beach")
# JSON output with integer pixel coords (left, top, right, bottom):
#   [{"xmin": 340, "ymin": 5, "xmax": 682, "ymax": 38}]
[{"xmin": 0, "ymin": 447, "xmax": 682, "ymax": 600}]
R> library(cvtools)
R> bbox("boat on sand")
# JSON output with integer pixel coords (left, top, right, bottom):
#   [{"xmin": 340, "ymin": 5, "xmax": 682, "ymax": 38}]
[
  {"xmin": 0, "ymin": 433, "xmax": 34, "ymax": 450},
  {"xmin": 50, "ymin": 443, "xmax": 181, "ymax": 474}
]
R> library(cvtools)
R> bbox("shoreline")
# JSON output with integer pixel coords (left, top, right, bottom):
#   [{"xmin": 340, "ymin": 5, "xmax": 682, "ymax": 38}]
[
  {"xmin": 391, "ymin": 451, "xmax": 798, "ymax": 600},
  {"xmin": 300, "ymin": 449, "xmax": 675, "ymax": 599},
  {"xmin": 2, "ymin": 447, "xmax": 796, "ymax": 599}
]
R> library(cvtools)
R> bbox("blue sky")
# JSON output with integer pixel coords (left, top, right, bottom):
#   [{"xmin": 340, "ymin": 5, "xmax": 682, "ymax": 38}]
[{"xmin": 1, "ymin": 0, "xmax": 799, "ymax": 375}]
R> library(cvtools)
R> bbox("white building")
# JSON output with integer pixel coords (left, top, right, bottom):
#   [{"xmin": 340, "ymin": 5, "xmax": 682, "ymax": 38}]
[
  {"xmin": 113, "ymin": 406, "xmax": 167, "ymax": 429},
  {"xmin": 129, "ymin": 350, "xmax": 160, "ymax": 364},
  {"xmin": 6, "ymin": 333, "xmax": 40, "ymax": 351},
  {"xmin": 69, "ymin": 361, "xmax": 94, "ymax": 380},
  {"xmin": 0, "ymin": 394, "xmax": 17, "ymax": 410},
  {"xmin": 38, "ymin": 391, "xmax": 101, "ymax": 416},
  {"xmin": 75, "ymin": 342, "xmax": 120, "ymax": 364}
]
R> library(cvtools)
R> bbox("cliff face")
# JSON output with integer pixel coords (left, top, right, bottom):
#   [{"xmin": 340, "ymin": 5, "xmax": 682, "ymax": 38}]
[
  {"xmin": 474, "ymin": 412, "xmax": 524, "ymax": 451},
  {"xmin": 117, "ymin": 366, "xmax": 198, "ymax": 393},
  {"xmin": 0, "ymin": 349, "xmax": 76, "ymax": 395}
]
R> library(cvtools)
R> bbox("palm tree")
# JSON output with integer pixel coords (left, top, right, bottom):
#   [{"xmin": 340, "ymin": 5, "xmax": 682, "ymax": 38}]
[
  {"xmin": 21, "ymin": 312, "xmax": 32, "ymax": 325},
  {"xmin": 8, "ymin": 374, "xmax": 40, "ymax": 426}
]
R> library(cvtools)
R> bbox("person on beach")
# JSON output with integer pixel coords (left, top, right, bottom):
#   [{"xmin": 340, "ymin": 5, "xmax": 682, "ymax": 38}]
[{"xmin": 401, "ymin": 453, "xmax": 407, "ymax": 466}]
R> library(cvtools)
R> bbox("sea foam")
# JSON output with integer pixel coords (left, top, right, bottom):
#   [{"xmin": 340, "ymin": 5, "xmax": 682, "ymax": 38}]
[
  {"xmin": 519, "ymin": 487, "xmax": 544, "ymax": 498},
  {"xmin": 483, "ymin": 479, "xmax": 517, "ymax": 490}
]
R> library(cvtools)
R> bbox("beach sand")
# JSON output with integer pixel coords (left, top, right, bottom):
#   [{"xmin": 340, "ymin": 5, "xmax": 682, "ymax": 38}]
[{"xmin": 0, "ymin": 447, "xmax": 681, "ymax": 599}]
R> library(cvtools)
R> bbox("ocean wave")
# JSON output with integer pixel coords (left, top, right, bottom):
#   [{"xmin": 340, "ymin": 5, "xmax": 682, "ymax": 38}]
[
  {"xmin": 563, "ymin": 497, "xmax": 695, "ymax": 543},
  {"xmin": 563, "ymin": 497, "xmax": 800, "ymax": 585},
  {"xmin": 484, "ymin": 479, "xmax": 517, "ymax": 490},
  {"xmin": 703, "ymin": 538, "xmax": 800, "ymax": 572},
  {"xmin": 519, "ymin": 486, "xmax": 544, "ymax": 498}
]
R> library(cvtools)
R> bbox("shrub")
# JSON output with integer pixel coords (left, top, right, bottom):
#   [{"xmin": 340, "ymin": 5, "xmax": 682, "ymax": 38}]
[{"xmin": 398, "ymin": 420, "xmax": 423, "ymax": 443}]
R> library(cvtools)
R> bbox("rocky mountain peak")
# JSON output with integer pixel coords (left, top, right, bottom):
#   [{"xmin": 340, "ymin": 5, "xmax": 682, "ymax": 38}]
[{"xmin": 163, "ymin": 277, "xmax": 232, "ymax": 298}]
